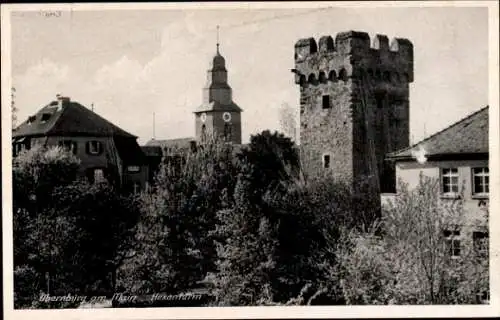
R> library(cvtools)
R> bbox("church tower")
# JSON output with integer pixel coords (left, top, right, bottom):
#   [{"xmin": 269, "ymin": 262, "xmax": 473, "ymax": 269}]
[
  {"xmin": 194, "ymin": 31, "xmax": 242, "ymax": 144},
  {"xmin": 292, "ymin": 31, "xmax": 414, "ymax": 193}
]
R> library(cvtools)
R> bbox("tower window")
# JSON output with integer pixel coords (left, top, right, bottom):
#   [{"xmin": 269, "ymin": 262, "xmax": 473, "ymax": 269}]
[
  {"xmin": 223, "ymin": 123, "xmax": 232, "ymax": 141},
  {"xmin": 323, "ymin": 154, "xmax": 331, "ymax": 169},
  {"xmin": 338, "ymin": 68, "xmax": 348, "ymax": 82},
  {"xmin": 322, "ymin": 95, "xmax": 331, "ymax": 109},
  {"xmin": 319, "ymin": 71, "xmax": 327, "ymax": 83},
  {"xmin": 328, "ymin": 70, "xmax": 337, "ymax": 82},
  {"xmin": 201, "ymin": 124, "xmax": 207, "ymax": 142}
]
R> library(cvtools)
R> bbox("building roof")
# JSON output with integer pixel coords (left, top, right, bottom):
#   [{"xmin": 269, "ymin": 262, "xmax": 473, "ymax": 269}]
[
  {"xmin": 12, "ymin": 98, "xmax": 137, "ymax": 139},
  {"xmin": 141, "ymin": 145, "xmax": 163, "ymax": 157},
  {"xmin": 387, "ymin": 106, "xmax": 489, "ymax": 161},
  {"xmin": 145, "ymin": 137, "xmax": 195, "ymax": 149},
  {"xmin": 194, "ymin": 100, "xmax": 242, "ymax": 113}
]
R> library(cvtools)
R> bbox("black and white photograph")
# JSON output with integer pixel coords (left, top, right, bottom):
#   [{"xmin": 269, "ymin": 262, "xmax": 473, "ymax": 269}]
[{"xmin": 1, "ymin": 1, "xmax": 499, "ymax": 319}]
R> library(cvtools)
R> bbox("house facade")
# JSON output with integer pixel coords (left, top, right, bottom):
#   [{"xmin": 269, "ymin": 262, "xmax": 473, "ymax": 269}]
[
  {"xmin": 385, "ymin": 106, "xmax": 489, "ymax": 259},
  {"xmin": 12, "ymin": 95, "xmax": 149, "ymax": 193}
]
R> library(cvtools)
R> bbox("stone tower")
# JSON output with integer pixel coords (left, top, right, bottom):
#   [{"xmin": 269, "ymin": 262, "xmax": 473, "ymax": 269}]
[
  {"xmin": 292, "ymin": 31, "xmax": 413, "ymax": 193},
  {"xmin": 194, "ymin": 43, "xmax": 242, "ymax": 144}
]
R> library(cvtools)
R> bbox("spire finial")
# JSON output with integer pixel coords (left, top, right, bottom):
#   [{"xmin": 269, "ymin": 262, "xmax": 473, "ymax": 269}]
[{"xmin": 216, "ymin": 25, "xmax": 220, "ymax": 54}]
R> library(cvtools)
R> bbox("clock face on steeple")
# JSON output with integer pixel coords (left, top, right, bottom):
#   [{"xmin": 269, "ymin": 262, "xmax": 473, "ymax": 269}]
[
  {"xmin": 222, "ymin": 112, "xmax": 231, "ymax": 122},
  {"xmin": 200, "ymin": 113, "xmax": 207, "ymax": 123}
]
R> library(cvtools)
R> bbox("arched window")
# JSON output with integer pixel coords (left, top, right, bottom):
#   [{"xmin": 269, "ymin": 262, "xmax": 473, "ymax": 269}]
[
  {"xmin": 223, "ymin": 123, "xmax": 232, "ymax": 141},
  {"xmin": 328, "ymin": 70, "xmax": 337, "ymax": 82},
  {"xmin": 338, "ymin": 68, "xmax": 348, "ymax": 82},
  {"xmin": 318, "ymin": 71, "xmax": 327, "ymax": 84},
  {"xmin": 308, "ymin": 73, "xmax": 317, "ymax": 85}
]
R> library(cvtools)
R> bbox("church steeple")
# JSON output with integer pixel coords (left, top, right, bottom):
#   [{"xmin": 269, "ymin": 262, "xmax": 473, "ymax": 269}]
[{"xmin": 194, "ymin": 25, "xmax": 243, "ymax": 145}]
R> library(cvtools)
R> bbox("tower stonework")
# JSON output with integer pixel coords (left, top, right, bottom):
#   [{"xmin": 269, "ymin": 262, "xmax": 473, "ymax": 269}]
[
  {"xmin": 293, "ymin": 31, "xmax": 413, "ymax": 193},
  {"xmin": 194, "ymin": 45, "xmax": 242, "ymax": 144}
]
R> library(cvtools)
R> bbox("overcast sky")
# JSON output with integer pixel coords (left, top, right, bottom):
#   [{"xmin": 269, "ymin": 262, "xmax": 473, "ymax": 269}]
[{"xmin": 10, "ymin": 4, "xmax": 489, "ymax": 145}]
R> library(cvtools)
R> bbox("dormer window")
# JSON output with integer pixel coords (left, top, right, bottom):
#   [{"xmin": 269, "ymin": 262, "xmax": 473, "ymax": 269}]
[
  {"xmin": 41, "ymin": 113, "xmax": 51, "ymax": 123},
  {"xmin": 27, "ymin": 115, "xmax": 36, "ymax": 125},
  {"xmin": 86, "ymin": 141, "xmax": 103, "ymax": 155}
]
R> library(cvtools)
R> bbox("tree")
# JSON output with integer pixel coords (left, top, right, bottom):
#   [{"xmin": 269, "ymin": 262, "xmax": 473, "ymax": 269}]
[
  {"xmin": 336, "ymin": 173, "xmax": 489, "ymax": 304},
  {"xmin": 118, "ymin": 135, "xmax": 238, "ymax": 296},
  {"xmin": 209, "ymin": 166, "xmax": 279, "ymax": 306},
  {"xmin": 210, "ymin": 130, "xmax": 349, "ymax": 306},
  {"xmin": 13, "ymin": 145, "xmax": 81, "ymax": 308},
  {"xmin": 13, "ymin": 146, "xmax": 141, "ymax": 308},
  {"xmin": 237, "ymin": 130, "xmax": 302, "ymax": 197}
]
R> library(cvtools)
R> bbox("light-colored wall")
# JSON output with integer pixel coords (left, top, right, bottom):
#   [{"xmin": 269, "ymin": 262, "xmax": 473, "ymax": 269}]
[
  {"xmin": 41, "ymin": 136, "xmax": 113, "ymax": 173},
  {"xmin": 389, "ymin": 158, "xmax": 489, "ymax": 229},
  {"xmin": 31, "ymin": 135, "xmax": 148, "ymax": 190}
]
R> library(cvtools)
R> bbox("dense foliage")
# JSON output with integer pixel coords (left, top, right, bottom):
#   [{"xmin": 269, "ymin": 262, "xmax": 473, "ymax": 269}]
[
  {"xmin": 12, "ymin": 134, "xmax": 489, "ymax": 308},
  {"xmin": 13, "ymin": 146, "xmax": 141, "ymax": 308}
]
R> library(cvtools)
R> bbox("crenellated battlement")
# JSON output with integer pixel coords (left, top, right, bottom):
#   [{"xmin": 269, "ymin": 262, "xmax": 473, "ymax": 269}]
[{"xmin": 293, "ymin": 31, "xmax": 414, "ymax": 86}]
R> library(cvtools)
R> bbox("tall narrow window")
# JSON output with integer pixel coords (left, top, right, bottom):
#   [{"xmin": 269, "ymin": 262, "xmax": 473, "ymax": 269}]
[
  {"xmin": 224, "ymin": 123, "xmax": 232, "ymax": 141},
  {"xmin": 323, "ymin": 154, "xmax": 331, "ymax": 169},
  {"xmin": 472, "ymin": 167, "xmax": 489, "ymax": 196},
  {"xmin": 322, "ymin": 95, "xmax": 331, "ymax": 109},
  {"xmin": 443, "ymin": 230, "xmax": 461, "ymax": 258},
  {"xmin": 94, "ymin": 169, "xmax": 105, "ymax": 183},
  {"xmin": 473, "ymin": 231, "xmax": 488, "ymax": 257},
  {"xmin": 441, "ymin": 168, "xmax": 459, "ymax": 195},
  {"xmin": 201, "ymin": 124, "xmax": 207, "ymax": 142}
]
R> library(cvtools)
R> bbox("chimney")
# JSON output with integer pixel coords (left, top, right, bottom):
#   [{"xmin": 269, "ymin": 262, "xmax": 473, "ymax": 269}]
[{"xmin": 56, "ymin": 94, "xmax": 70, "ymax": 110}]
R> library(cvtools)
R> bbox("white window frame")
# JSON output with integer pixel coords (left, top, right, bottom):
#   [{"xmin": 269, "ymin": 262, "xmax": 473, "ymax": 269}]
[
  {"xmin": 473, "ymin": 231, "xmax": 488, "ymax": 257},
  {"xmin": 472, "ymin": 167, "xmax": 489, "ymax": 197},
  {"xmin": 87, "ymin": 141, "xmax": 102, "ymax": 155},
  {"xmin": 94, "ymin": 168, "xmax": 105, "ymax": 183},
  {"xmin": 441, "ymin": 168, "xmax": 459, "ymax": 196},
  {"xmin": 444, "ymin": 230, "xmax": 461, "ymax": 258},
  {"xmin": 127, "ymin": 165, "xmax": 141, "ymax": 173}
]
